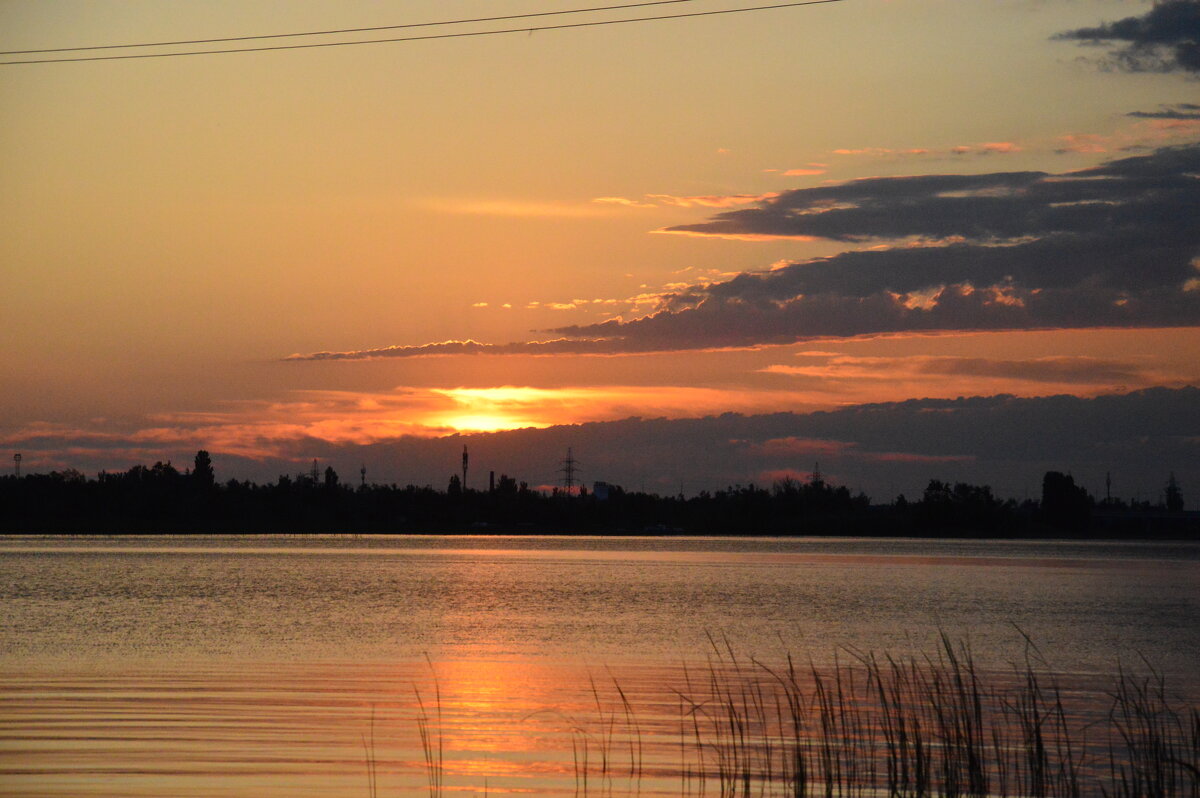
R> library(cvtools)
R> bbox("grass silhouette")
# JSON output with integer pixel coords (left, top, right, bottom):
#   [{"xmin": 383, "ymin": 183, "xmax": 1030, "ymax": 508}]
[{"xmin": 386, "ymin": 637, "xmax": 1198, "ymax": 797}]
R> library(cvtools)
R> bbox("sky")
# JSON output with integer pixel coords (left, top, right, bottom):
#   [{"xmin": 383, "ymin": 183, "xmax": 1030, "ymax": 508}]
[{"xmin": 2, "ymin": 0, "xmax": 1198, "ymax": 502}]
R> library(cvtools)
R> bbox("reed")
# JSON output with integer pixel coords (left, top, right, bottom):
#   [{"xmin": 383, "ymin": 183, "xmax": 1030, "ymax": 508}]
[
  {"xmin": 381, "ymin": 639, "xmax": 1198, "ymax": 798},
  {"xmin": 414, "ymin": 658, "xmax": 444, "ymax": 798}
]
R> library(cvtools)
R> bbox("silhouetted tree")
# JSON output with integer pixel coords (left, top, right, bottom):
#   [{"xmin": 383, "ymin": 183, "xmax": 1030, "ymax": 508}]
[
  {"xmin": 495, "ymin": 474, "xmax": 518, "ymax": 496},
  {"xmin": 1041, "ymin": 471, "xmax": 1091, "ymax": 533},
  {"xmin": 193, "ymin": 450, "xmax": 215, "ymax": 489},
  {"xmin": 1165, "ymin": 473, "xmax": 1184, "ymax": 512},
  {"xmin": 324, "ymin": 466, "xmax": 339, "ymax": 490}
]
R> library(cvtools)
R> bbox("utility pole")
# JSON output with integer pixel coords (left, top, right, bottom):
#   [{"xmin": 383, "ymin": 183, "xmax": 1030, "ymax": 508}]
[
  {"xmin": 360, "ymin": 463, "xmax": 367, "ymax": 489},
  {"xmin": 462, "ymin": 445, "xmax": 469, "ymax": 490}
]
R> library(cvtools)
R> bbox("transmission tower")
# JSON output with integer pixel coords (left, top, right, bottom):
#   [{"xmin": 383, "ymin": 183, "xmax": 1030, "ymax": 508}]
[
  {"xmin": 560, "ymin": 447, "xmax": 580, "ymax": 494},
  {"xmin": 462, "ymin": 445, "xmax": 469, "ymax": 490},
  {"xmin": 310, "ymin": 459, "xmax": 319, "ymax": 484}
]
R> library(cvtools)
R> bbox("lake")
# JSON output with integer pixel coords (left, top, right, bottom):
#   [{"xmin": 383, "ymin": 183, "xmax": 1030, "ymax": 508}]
[{"xmin": 2, "ymin": 535, "xmax": 1197, "ymax": 797}]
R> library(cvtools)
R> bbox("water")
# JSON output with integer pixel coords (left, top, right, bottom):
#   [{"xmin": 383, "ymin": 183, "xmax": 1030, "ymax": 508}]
[{"xmin": 1, "ymin": 535, "xmax": 1197, "ymax": 796}]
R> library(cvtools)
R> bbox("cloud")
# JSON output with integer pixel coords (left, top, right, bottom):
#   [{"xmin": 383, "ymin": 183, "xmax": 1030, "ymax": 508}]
[
  {"xmin": 832, "ymin": 143, "xmax": 1022, "ymax": 160},
  {"xmin": 594, "ymin": 193, "xmax": 780, "ymax": 210},
  {"xmin": 1128, "ymin": 102, "xmax": 1200, "ymax": 120},
  {"xmin": 662, "ymin": 147, "xmax": 1200, "ymax": 242},
  {"xmin": 538, "ymin": 145, "xmax": 1200, "ymax": 350},
  {"xmin": 12, "ymin": 388, "xmax": 1195, "ymax": 502},
  {"xmin": 287, "ymin": 338, "xmax": 629, "ymax": 361},
  {"xmin": 593, "ymin": 196, "xmax": 658, "ymax": 209},
  {"xmin": 649, "ymin": 193, "xmax": 780, "ymax": 208},
  {"xmin": 764, "ymin": 354, "xmax": 1151, "ymax": 386},
  {"xmin": 1055, "ymin": 1, "xmax": 1200, "ymax": 73},
  {"xmin": 782, "ymin": 166, "xmax": 828, "ymax": 176},
  {"xmin": 1054, "ymin": 115, "xmax": 1200, "ymax": 154},
  {"xmin": 289, "ymin": 146, "xmax": 1200, "ymax": 360}
]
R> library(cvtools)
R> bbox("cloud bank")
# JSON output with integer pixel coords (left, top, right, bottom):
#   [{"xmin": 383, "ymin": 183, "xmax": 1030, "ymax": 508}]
[
  {"xmin": 559, "ymin": 145, "xmax": 1200, "ymax": 350},
  {"xmin": 289, "ymin": 145, "xmax": 1200, "ymax": 361},
  {"xmin": 1056, "ymin": 0, "xmax": 1200, "ymax": 74},
  {"xmin": 1129, "ymin": 102, "xmax": 1200, "ymax": 120}
]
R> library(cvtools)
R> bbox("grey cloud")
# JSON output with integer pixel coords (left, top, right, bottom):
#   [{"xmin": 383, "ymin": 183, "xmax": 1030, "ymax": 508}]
[
  {"xmin": 289, "ymin": 146, "xmax": 1200, "ymax": 361},
  {"xmin": 286, "ymin": 337, "xmax": 634, "ymax": 361},
  {"xmin": 783, "ymin": 354, "xmax": 1152, "ymax": 385},
  {"xmin": 910, "ymin": 356, "xmax": 1147, "ymax": 385},
  {"xmin": 665, "ymin": 146, "xmax": 1200, "ymax": 244},
  {"xmin": 1128, "ymin": 102, "xmax": 1200, "ymax": 119},
  {"xmin": 1055, "ymin": 1, "xmax": 1200, "ymax": 74},
  {"xmin": 551, "ymin": 284, "xmax": 1200, "ymax": 351},
  {"xmin": 536, "ymin": 145, "xmax": 1200, "ymax": 349}
]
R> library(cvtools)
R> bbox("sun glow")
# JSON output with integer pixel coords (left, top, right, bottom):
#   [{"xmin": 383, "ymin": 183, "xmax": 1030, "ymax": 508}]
[
  {"xmin": 428, "ymin": 386, "xmax": 571, "ymax": 432},
  {"xmin": 436, "ymin": 414, "xmax": 545, "ymax": 433}
]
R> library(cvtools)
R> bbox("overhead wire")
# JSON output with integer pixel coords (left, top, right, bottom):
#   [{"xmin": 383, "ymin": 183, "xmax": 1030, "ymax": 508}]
[
  {"xmin": 1, "ymin": 0, "xmax": 846, "ymax": 66},
  {"xmin": 0, "ymin": 0, "xmax": 694, "ymax": 55}
]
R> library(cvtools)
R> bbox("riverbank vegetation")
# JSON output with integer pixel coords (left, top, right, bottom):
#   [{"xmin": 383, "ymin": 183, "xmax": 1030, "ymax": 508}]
[{"xmin": 403, "ymin": 637, "xmax": 1199, "ymax": 798}]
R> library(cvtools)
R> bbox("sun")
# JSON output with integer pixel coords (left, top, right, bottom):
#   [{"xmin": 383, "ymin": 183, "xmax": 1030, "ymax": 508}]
[
  {"xmin": 437, "ymin": 414, "xmax": 540, "ymax": 433},
  {"xmin": 428, "ymin": 387, "xmax": 567, "ymax": 433}
]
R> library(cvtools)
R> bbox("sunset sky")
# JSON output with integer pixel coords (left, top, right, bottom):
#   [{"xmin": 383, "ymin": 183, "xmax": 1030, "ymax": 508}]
[{"xmin": 3, "ymin": 0, "xmax": 1198, "ymax": 500}]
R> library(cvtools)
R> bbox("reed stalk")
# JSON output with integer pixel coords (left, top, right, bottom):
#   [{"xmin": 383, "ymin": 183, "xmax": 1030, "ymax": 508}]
[{"xmin": 379, "ymin": 639, "xmax": 1198, "ymax": 798}]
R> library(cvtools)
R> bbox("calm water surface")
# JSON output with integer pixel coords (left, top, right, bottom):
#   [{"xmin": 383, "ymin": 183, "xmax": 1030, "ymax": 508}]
[{"xmin": 1, "ymin": 535, "xmax": 1197, "ymax": 797}]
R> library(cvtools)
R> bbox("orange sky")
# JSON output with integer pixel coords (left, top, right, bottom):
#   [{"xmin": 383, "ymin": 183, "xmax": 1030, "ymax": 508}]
[{"xmin": 2, "ymin": 1, "xmax": 1198, "ymax": 497}]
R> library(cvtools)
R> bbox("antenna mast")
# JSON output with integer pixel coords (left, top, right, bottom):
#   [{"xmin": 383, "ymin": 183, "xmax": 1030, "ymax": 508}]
[{"xmin": 13, "ymin": 453, "xmax": 21, "ymax": 478}]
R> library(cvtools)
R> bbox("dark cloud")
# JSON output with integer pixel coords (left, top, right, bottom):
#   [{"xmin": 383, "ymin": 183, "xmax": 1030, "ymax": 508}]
[
  {"xmin": 546, "ymin": 145, "xmax": 1200, "ymax": 349},
  {"xmin": 664, "ymin": 146, "xmax": 1200, "ymax": 244},
  {"xmin": 287, "ymin": 337, "xmax": 633, "ymax": 361},
  {"xmin": 288, "ymin": 146, "xmax": 1200, "ymax": 361},
  {"xmin": 1055, "ymin": 1, "xmax": 1200, "ymax": 74},
  {"xmin": 774, "ymin": 354, "xmax": 1153, "ymax": 385},
  {"xmin": 910, "ymin": 356, "xmax": 1146, "ymax": 385},
  {"xmin": 1128, "ymin": 102, "xmax": 1200, "ymax": 119}
]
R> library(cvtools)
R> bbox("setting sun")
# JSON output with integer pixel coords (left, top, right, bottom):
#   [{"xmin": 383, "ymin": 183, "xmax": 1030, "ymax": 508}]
[{"xmin": 438, "ymin": 414, "xmax": 543, "ymax": 433}]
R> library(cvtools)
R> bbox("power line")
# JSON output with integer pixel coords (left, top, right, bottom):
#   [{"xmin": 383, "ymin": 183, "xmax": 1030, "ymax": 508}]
[
  {"xmin": 0, "ymin": 0, "xmax": 694, "ymax": 55},
  {"xmin": 1, "ymin": 0, "xmax": 846, "ymax": 66}
]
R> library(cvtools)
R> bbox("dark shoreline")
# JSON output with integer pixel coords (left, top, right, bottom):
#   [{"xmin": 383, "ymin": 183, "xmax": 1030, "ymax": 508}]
[{"xmin": 3, "ymin": 455, "xmax": 1196, "ymax": 539}]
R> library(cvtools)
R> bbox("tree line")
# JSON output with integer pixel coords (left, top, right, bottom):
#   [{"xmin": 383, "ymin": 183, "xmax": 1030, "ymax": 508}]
[{"xmin": 0, "ymin": 450, "xmax": 1193, "ymax": 537}]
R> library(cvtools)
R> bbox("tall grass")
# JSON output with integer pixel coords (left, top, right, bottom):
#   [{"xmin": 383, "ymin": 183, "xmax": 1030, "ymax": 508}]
[
  {"xmin": 385, "ymin": 639, "xmax": 1198, "ymax": 798},
  {"xmin": 413, "ymin": 657, "xmax": 444, "ymax": 798}
]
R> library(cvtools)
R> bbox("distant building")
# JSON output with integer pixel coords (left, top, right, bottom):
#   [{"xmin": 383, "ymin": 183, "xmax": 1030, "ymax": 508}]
[{"xmin": 593, "ymin": 481, "xmax": 611, "ymax": 501}]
